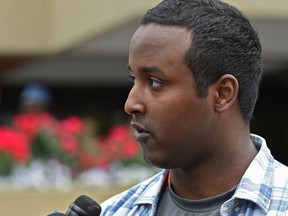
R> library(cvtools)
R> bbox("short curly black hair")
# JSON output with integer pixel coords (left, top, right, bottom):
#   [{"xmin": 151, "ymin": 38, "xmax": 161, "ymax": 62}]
[{"xmin": 141, "ymin": 0, "xmax": 263, "ymax": 120}]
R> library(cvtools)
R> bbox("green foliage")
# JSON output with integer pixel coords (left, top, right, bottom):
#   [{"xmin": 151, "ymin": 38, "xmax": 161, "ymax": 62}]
[
  {"xmin": 31, "ymin": 131, "xmax": 62, "ymax": 159},
  {"xmin": 0, "ymin": 154, "xmax": 14, "ymax": 175}
]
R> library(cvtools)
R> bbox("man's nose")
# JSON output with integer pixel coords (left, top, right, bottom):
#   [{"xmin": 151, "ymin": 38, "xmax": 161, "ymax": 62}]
[{"xmin": 124, "ymin": 85, "xmax": 145, "ymax": 115}]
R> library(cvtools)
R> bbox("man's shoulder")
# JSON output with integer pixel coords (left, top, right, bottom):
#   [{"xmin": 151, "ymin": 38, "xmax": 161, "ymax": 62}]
[
  {"xmin": 273, "ymin": 160, "xmax": 288, "ymax": 185},
  {"xmin": 267, "ymin": 160, "xmax": 288, "ymax": 213},
  {"xmin": 100, "ymin": 170, "xmax": 167, "ymax": 215}
]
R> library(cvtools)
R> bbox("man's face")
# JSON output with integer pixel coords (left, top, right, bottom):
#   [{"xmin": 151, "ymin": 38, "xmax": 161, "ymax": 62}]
[{"xmin": 125, "ymin": 23, "xmax": 216, "ymax": 169}]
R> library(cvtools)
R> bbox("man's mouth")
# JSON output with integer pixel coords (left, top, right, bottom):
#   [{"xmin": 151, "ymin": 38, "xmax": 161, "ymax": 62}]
[
  {"xmin": 131, "ymin": 122, "xmax": 147, "ymax": 133},
  {"xmin": 130, "ymin": 121, "xmax": 150, "ymax": 142}
]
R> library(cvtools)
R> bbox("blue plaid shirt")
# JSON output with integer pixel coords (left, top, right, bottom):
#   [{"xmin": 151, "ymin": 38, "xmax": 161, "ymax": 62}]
[{"xmin": 100, "ymin": 134, "xmax": 288, "ymax": 215}]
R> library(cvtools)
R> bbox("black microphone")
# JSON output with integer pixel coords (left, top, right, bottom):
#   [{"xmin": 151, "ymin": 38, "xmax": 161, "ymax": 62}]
[{"xmin": 48, "ymin": 194, "xmax": 101, "ymax": 216}]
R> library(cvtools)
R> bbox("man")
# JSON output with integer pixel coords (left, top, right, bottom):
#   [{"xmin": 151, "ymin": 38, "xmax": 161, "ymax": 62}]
[
  {"xmin": 19, "ymin": 83, "xmax": 52, "ymax": 113},
  {"xmin": 101, "ymin": 0, "xmax": 288, "ymax": 215}
]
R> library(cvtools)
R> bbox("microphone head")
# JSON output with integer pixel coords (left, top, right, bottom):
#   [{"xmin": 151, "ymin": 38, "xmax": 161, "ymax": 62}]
[{"xmin": 74, "ymin": 195, "xmax": 102, "ymax": 216}]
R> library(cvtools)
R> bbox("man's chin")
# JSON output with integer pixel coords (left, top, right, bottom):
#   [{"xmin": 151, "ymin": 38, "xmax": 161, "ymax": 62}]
[{"xmin": 143, "ymin": 154, "xmax": 172, "ymax": 169}]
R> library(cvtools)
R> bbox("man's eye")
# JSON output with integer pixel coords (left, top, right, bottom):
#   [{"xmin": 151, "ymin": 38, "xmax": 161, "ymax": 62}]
[{"xmin": 149, "ymin": 78, "xmax": 162, "ymax": 88}]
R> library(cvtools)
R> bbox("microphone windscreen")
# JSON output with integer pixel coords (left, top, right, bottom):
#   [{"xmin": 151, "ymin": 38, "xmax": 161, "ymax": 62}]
[{"xmin": 74, "ymin": 195, "xmax": 102, "ymax": 216}]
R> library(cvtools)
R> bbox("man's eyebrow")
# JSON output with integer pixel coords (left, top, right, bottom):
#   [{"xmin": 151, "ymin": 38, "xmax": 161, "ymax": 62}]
[{"xmin": 127, "ymin": 64, "xmax": 164, "ymax": 75}]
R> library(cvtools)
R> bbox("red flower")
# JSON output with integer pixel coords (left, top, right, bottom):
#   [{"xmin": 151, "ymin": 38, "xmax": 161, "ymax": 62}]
[
  {"xmin": 60, "ymin": 116, "xmax": 85, "ymax": 135},
  {"xmin": 3, "ymin": 110, "xmax": 141, "ymax": 173},
  {"xmin": 0, "ymin": 126, "xmax": 30, "ymax": 162},
  {"xmin": 94, "ymin": 155, "xmax": 111, "ymax": 169},
  {"xmin": 100, "ymin": 124, "xmax": 139, "ymax": 160},
  {"xmin": 12, "ymin": 112, "xmax": 56, "ymax": 140},
  {"xmin": 123, "ymin": 140, "xmax": 139, "ymax": 157},
  {"xmin": 59, "ymin": 134, "xmax": 80, "ymax": 155},
  {"xmin": 78, "ymin": 152, "xmax": 95, "ymax": 169},
  {"xmin": 109, "ymin": 125, "xmax": 130, "ymax": 141}
]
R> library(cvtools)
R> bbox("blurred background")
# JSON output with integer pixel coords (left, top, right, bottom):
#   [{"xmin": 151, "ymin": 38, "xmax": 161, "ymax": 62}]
[{"xmin": 0, "ymin": 0, "xmax": 287, "ymax": 215}]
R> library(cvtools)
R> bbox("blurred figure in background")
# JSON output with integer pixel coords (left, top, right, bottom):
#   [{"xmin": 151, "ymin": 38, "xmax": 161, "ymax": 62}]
[{"xmin": 19, "ymin": 83, "xmax": 52, "ymax": 114}]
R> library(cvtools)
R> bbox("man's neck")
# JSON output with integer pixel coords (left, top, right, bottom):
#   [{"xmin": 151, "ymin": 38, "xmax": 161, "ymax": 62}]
[{"xmin": 169, "ymin": 137, "xmax": 258, "ymax": 200}]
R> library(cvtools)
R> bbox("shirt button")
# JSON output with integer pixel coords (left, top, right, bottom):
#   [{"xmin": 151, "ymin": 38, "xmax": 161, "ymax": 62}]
[{"xmin": 234, "ymin": 206, "xmax": 240, "ymax": 212}]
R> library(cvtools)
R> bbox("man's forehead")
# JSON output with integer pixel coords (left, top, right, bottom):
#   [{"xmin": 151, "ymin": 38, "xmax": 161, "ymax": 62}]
[
  {"xmin": 130, "ymin": 23, "xmax": 191, "ymax": 52},
  {"xmin": 136, "ymin": 24, "xmax": 189, "ymax": 39}
]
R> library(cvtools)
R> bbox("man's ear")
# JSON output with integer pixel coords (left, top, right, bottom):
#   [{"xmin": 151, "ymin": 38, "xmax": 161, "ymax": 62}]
[{"xmin": 214, "ymin": 74, "xmax": 238, "ymax": 113}]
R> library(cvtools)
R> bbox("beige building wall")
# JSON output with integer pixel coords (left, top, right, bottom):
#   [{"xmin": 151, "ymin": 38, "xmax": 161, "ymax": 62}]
[
  {"xmin": 0, "ymin": 0, "xmax": 287, "ymax": 56},
  {"xmin": 0, "ymin": 0, "xmax": 161, "ymax": 55}
]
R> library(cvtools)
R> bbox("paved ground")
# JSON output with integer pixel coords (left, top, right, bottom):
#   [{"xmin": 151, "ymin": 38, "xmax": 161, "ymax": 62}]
[{"xmin": 0, "ymin": 185, "xmax": 129, "ymax": 216}]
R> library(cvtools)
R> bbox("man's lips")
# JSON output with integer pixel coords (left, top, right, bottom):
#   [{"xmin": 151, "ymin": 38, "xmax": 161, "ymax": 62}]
[
  {"xmin": 131, "ymin": 121, "xmax": 148, "ymax": 133},
  {"xmin": 130, "ymin": 121, "xmax": 151, "ymax": 143}
]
